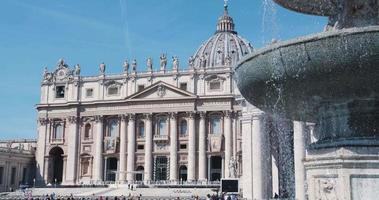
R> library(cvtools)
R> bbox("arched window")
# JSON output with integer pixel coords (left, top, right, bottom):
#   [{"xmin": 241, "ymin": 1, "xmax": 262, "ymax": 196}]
[
  {"xmin": 210, "ymin": 115, "xmax": 222, "ymax": 135},
  {"xmin": 179, "ymin": 120, "xmax": 188, "ymax": 136},
  {"xmin": 84, "ymin": 124, "xmax": 91, "ymax": 140},
  {"xmin": 54, "ymin": 123, "xmax": 64, "ymax": 140},
  {"xmin": 107, "ymin": 119, "xmax": 118, "ymax": 137},
  {"xmin": 138, "ymin": 121, "xmax": 145, "ymax": 138},
  {"xmin": 157, "ymin": 116, "xmax": 167, "ymax": 136}
]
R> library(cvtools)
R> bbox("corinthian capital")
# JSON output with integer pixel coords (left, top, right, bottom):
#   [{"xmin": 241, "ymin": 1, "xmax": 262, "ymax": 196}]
[
  {"xmin": 68, "ymin": 116, "xmax": 79, "ymax": 124},
  {"xmin": 128, "ymin": 114, "xmax": 136, "ymax": 121},
  {"xmin": 187, "ymin": 112, "xmax": 196, "ymax": 119},
  {"xmin": 224, "ymin": 111, "xmax": 233, "ymax": 118},
  {"xmin": 144, "ymin": 113, "xmax": 152, "ymax": 121},
  {"xmin": 119, "ymin": 114, "xmax": 128, "ymax": 122},
  {"xmin": 38, "ymin": 118, "xmax": 49, "ymax": 126},
  {"xmin": 94, "ymin": 115, "xmax": 103, "ymax": 123},
  {"xmin": 199, "ymin": 111, "xmax": 206, "ymax": 119},
  {"xmin": 169, "ymin": 112, "xmax": 177, "ymax": 119}
]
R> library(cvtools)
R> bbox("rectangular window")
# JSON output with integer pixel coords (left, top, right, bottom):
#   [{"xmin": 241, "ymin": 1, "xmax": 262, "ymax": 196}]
[
  {"xmin": 108, "ymin": 87, "xmax": 119, "ymax": 95},
  {"xmin": 137, "ymin": 145, "xmax": 144, "ymax": 150},
  {"xmin": 55, "ymin": 86, "xmax": 65, "ymax": 98},
  {"xmin": 138, "ymin": 85, "xmax": 145, "ymax": 92},
  {"xmin": 0, "ymin": 167, "xmax": 3, "ymax": 185},
  {"xmin": 209, "ymin": 81, "xmax": 221, "ymax": 90},
  {"xmin": 180, "ymin": 144, "xmax": 187, "ymax": 150},
  {"xmin": 210, "ymin": 116, "xmax": 222, "ymax": 135},
  {"xmin": 10, "ymin": 167, "xmax": 16, "ymax": 185},
  {"xmin": 86, "ymin": 88, "xmax": 93, "ymax": 97},
  {"xmin": 180, "ymin": 83, "xmax": 187, "ymax": 91}
]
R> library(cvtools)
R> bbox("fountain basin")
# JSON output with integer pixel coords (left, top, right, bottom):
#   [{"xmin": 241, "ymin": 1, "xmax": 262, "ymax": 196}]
[
  {"xmin": 236, "ymin": 26, "xmax": 379, "ymax": 141},
  {"xmin": 274, "ymin": 0, "xmax": 379, "ymax": 28},
  {"xmin": 273, "ymin": 0, "xmax": 337, "ymax": 16}
]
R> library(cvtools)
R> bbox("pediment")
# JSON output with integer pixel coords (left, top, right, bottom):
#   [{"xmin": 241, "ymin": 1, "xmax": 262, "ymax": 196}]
[{"xmin": 126, "ymin": 81, "xmax": 196, "ymax": 101}]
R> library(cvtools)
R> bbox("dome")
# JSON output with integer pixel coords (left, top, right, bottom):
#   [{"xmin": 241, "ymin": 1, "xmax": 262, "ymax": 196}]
[{"xmin": 192, "ymin": 2, "xmax": 254, "ymax": 69}]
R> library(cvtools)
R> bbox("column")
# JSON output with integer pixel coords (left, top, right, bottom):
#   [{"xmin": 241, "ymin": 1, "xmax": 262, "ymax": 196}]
[
  {"xmin": 198, "ymin": 112, "xmax": 207, "ymax": 181},
  {"xmin": 36, "ymin": 118, "xmax": 48, "ymax": 185},
  {"xmin": 93, "ymin": 115, "xmax": 104, "ymax": 183},
  {"xmin": 207, "ymin": 156, "xmax": 211, "ymax": 182},
  {"xmin": 127, "ymin": 114, "xmax": 136, "ymax": 183},
  {"xmin": 65, "ymin": 116, "xmax": 79, "ymax": 185},
  {"xmin": 241, "ymin": 113, "xmax": 253, "ymax": 199},
  {"xmin": 144, "ymin": 114, "xmax": 153, "ymax": 183},
  {"xmin": 252, "ymin": 112, "xmax": 271, "ymax": 200},
  {"xmin": 187, "ymin": 112, "xmax": 196, "ymax": 182},
  {"xmin": 224, "ymin": 111, "xmax": 233, "ymax": 178},
  {"xmin": 221, "ymin": 156, "xmax": 225, "ymax": 178},
  {"xmin": 294, "ymin": 121, "xmax": 306, "ymax": 200},
  {"xmin": 119, "ymin": 115, "xmax": 127, "ymax": 183},
  {"xmin": 169, "ymin": 113, "xmax": 178, "ymax": 182}
]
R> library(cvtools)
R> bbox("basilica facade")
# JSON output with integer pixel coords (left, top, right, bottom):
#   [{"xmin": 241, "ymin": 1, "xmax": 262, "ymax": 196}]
[{"xmin": 35, "ymin": 3, "xmax": 274, "ymax": 198}]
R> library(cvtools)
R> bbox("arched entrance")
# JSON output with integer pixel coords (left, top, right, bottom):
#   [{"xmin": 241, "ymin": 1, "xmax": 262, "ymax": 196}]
[
  {"xmin": 179, "ymin": 165, "xmax": 187, "ymax": 181},
  {"xmin": 136, "ymin": 166, "xmax": 144, "ymax": 181},
  {"xmin": 49, "ymin": 147, "xmax": 64, "ymax": 184}
]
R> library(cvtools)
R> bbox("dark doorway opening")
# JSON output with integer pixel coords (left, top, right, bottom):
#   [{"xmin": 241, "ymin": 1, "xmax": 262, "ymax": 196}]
[
  {"xmin": 49, "ymin": 147, "xmax": 64, "ymax": 184},
  {"xmin": 136, "ymin": 166, "xmax": 144, "ymax": 181},
  {"xmin": 106, "ymin": 157, "xmax": 118, "ymax": 181},
  {"xmin": 210, "ymin": 156, "xmax": 222, "ymax": 181},
  {"xmin": 179, "ymin": 165, "xmax": 187, "ymax": 181}
]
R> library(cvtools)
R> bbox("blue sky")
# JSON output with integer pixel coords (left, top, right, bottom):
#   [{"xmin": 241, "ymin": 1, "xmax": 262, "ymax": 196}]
[{"xmin": 0, "ymin": 0, "xmax": 326, "ymax": 139}]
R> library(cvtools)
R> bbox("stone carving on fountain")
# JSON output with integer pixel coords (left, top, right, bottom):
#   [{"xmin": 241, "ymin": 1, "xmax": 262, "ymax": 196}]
[{"xmin": 315, "ymin": 178, "xmax": 338, "ymax": 200}]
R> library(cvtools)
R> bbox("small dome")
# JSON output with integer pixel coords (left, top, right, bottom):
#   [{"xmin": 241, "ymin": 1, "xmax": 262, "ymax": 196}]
[{"xmin": 192, "ymin": 2, "xmax": 254, "ymax": 69}]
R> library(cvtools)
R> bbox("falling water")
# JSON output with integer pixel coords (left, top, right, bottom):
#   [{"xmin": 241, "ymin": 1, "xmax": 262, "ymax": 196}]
[
  {"xmin": 119, "ymin": 0, "xmax": 133, "ymax": 58},
  {"xmin": 261, "ymin": 0, "xmax": 279, "ymax": 46}
]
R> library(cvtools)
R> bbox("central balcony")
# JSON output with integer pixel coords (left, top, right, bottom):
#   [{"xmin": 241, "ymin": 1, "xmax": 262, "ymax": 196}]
[{"xmin": 153, "ymin": 134, "xmax": 169, "ymax": 142}]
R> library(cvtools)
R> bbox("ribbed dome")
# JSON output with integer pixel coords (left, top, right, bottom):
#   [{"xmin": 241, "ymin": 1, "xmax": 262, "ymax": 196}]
[{"xmin": 192, "ymin": 2, "xmax": 254, "ymax": 69}]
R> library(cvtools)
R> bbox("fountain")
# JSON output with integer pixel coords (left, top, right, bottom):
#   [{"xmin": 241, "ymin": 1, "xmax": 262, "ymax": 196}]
[{"xmin": 236, "ymin": 0, "xmax": 379, "ymax": 199}]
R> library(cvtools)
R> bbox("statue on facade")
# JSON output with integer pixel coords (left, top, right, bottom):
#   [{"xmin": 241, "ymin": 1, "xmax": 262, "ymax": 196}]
[
  {"xmin": 123, "ymin": 59, "xmax": 129, "ymax": 73},
  {"xmin": 216, "ymin": 49, "xmax": 224, "ymax": 66},
  {"xmin": 74, "ymin": 64, "xmax": 81, "ymax": 76},
  {"xmin": 200, "ymin": 54, "xmax": 207, "ymax": 69},
  {"xmin": 229, "ymin": 157, "xmax": 237, "ymax": 178},
  {"xmin": 225, "ymin": 54, "xmax": 232, "ymax": 66},
  {"xmin": 57, "ymin": 58, "xmax": 65, "ymax": 69},
  {"xmin": 172, "ymin": 56, "xmax": 179, "ymax": 71},
  {"xmin": 188, "ymin": 56, "xmax": 195, "ymax": 69},
  {"xmin": 43, "ymin": 67, "xmax": 48, "ymax": 78},
  {"xmin": 160, "ymin": 54, "xmax": 167, "ymax": 71},
  {"xmin": 132, "ymin": 59, "xmax": 137, "ymax": 73},
  {"xmin": 99, "ymin": 62, "xmax": 106, "ymax": 74},
  {"xmin": 147, "ymin": 58, "xmax": 153, "ymax": 72}
]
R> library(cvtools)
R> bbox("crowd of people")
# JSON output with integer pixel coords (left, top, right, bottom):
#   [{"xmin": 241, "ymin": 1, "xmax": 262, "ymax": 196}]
[{"xmin": 0, "ymin": 191, "xmax": 243, "ymax": 200}]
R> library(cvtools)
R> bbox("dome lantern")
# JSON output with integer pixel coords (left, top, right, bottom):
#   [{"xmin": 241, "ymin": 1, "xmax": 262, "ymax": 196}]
[{"xmin": 192, "ymin": 1, "xmax": 253, "ymax": 69}]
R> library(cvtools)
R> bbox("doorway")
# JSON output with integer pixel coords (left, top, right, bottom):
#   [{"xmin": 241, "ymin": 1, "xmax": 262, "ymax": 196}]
[
  {"xmin": 106, "ymin": 157, "xmax": 118, "ymax": 181},
  {"xmin": 49, "ymin": 147, "xmax": 64, "ymax": 184},
  {"xmin": 210, "ymin": 156, "xmax": 222, "ymax": 181},
  {"xmin": 154, "ymin": 156, "xmax": 168, "ymax": 181},
  {"xmin": 179, "ymin": 165, "xmax": 188, "ymax": 181}
]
